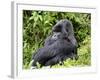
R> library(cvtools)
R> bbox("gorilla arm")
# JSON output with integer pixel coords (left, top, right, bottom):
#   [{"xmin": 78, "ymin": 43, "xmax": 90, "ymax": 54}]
[{"xmin": 44, "ymin": 35, "xmax": 57, "ymax": 46}]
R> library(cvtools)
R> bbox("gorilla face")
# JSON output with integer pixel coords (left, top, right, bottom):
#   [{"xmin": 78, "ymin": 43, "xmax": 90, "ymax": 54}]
[{"xmin": 52, "ymin": 19, "xmax": 74, "ymax": 37}]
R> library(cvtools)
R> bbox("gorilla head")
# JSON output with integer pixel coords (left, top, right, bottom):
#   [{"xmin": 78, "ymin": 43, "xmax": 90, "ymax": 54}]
[
  {"xmin": 31, "ymin": 19, "xmax": 78, "ymax": 68},
  {"xmin": 44, "ymin": 19, "xmax": 76, "ymax": 46},
  {"xmin": 52, "ymin": 19, "xmax": 74, "ymax": 37}
]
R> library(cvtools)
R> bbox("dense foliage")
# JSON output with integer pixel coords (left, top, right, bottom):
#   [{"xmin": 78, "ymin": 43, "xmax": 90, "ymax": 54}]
[{"xmin": 23, "ymin": 10, "xmax": 91, "ymax": 69}]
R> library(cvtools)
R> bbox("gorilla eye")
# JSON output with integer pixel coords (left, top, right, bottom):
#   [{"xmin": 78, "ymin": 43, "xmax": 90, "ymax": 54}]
[{"xmin": 66, "ymin": 29, "xmax": 68, "ymax": 32}]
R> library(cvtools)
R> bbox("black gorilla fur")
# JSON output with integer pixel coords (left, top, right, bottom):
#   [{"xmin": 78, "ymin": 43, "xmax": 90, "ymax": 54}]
[{"xmin": 32, "ymin": 19, "xmax": 78, "ymax": 67}]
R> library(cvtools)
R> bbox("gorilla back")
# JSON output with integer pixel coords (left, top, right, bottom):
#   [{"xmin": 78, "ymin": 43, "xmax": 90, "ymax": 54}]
[{"xmin": 32, "ymin": 38, "xmax": 75, "ymax": 67}]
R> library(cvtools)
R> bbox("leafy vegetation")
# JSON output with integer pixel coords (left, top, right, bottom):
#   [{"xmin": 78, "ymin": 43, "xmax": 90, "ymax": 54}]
[{"xmin": 23, "ymin": 10, "xmax": 91, "ymax": 69}]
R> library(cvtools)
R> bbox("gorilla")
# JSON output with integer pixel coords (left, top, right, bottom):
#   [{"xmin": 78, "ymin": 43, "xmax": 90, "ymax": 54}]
[{"xmin": 31, "ymin": 19, "xmax": 78, "ymax": 68}]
